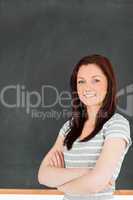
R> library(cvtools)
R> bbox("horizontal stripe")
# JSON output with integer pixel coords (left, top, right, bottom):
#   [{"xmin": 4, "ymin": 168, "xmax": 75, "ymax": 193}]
[
  {"xmin": 64, "ymin": 149, "xmax": 102, "ymax": 154},
  {"xmin": 65, "ymin": 159, "xmax": 96, "ymax": 163},
  {"xmin": 64, "ymin": 152, "xmax": 100, "ymax": 156},
  {"xmin": 106, "ymin": 119, "xmax": 128, "ymax": 127},
  {"xmin": 73, "ymin": 142, "xmax": 104, "ymax": 147},
  {"xmin": 107, "ymin": 123, "xmax": 129, "ymax": 129},
  {"xmin": 65, "ymin": 156, "xmax": 99, "ymax": 161},
  {"xmin": 65, "ymin": 162, "xmax": 94, "ymax": 168},
  {"xmin": 67, "ymin": 166, "xmax": 93, "ymax": 169},
  {"xmin": 75, "ymin": 139, "xmax": 103, "ymax": 143},
  {"xmin": 70, "ymin": 146, "xmax": 102, "ymax": 150},
  {"xmin": 105, "ymin": 129, "xmax": 129, "ymax": 135}
]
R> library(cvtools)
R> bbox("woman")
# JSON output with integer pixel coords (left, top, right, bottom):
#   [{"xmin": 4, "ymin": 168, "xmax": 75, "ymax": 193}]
[{"xmin": 38, "ymin": 54, "xmax": 132, "ymax": 200}]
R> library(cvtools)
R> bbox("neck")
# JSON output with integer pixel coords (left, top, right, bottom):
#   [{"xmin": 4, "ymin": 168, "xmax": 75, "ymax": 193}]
[{"xmin": 86, "ymin": 104, "xmax": 101, "ymax": 126}]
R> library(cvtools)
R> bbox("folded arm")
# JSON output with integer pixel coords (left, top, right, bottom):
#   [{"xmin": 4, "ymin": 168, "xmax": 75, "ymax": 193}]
[
  {"xmin": 38, "ymin": 148, "xmax": 91, "ymax": 187},
  {"xmin": 38, "ymin": 166, "xmax": 92, "ymax": 188},
  {"xmin": 57, "ymin": 138, "xmax": 126, "ymax": 195}
]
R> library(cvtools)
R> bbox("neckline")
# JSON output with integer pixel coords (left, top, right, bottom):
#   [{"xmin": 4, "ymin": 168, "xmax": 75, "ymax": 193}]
[
  {"xmin": 75, "ymin": 135, "xmax": 93, "ymax": 143},
  {"xmin": 74, "ymin": 112, "xmax": 118, "ymax": 143}
]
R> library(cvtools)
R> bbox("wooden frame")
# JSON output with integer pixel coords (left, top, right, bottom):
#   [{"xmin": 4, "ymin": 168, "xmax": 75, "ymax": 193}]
[{"xmin": 0, "ymin": 189, "xmax": 133, "ymax": 195}]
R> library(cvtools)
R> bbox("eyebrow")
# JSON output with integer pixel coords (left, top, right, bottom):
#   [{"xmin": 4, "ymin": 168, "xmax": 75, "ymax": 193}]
[{"xmin": 77, "ymin": 75, "xmax": 101, "ymax": 79}]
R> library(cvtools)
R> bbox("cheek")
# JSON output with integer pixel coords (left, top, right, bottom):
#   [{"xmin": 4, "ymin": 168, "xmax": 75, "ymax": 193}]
[
  {"xmin": 96, "ymin": 82, "xmax": 107, "ymax": 97},
  {"xmin": 77, "ymin": 87, "xmax": 86, "ymax": 102},
  {"xmin": 77, "ymin": 85, "xmax": 83, "ymax": 95}
]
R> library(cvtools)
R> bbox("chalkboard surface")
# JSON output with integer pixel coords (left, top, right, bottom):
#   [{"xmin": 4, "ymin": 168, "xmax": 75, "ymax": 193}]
[{"xmin": 0, "ymin": 0, "xmax": 132, "ymax": 189}]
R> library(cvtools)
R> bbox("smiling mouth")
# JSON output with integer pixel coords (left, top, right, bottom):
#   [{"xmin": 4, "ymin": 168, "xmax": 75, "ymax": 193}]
[
  {"xmin": 83, "ymin": 92, "xmax": 96, "ymax": 97},
  {"xmin": 83, "ymin": 94, "xmax": 96, "ymax": 98}
]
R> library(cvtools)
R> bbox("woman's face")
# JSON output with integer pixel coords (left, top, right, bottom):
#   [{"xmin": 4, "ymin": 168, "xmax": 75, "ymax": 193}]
[{"xmin": 77, "ymin": 63, "xmax": 108, "ymax": 107}]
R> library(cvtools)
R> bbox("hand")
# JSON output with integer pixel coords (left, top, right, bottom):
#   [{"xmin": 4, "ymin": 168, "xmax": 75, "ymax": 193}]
[{"xmin": 48, "ymin": 150, "xmax": 65, "ymax": 168}]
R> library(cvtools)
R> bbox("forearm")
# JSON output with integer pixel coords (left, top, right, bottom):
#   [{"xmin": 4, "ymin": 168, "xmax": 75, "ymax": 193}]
[
  {"xmin": 38, "ymin": 167, "xmax": 91, "ymax": 188},
  {"xmin": 57, "ymin": 172, "xmax": 93, "ymax": 195},
  {"xmin": 57, "ymin": 170, "xmax": 111, "ymax": 195}
]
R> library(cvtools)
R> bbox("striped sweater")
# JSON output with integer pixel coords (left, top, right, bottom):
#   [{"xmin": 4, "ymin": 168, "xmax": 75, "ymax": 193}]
[{"xmin": 59, "ymin": 112, "xmax": 132, "ymax": 200}]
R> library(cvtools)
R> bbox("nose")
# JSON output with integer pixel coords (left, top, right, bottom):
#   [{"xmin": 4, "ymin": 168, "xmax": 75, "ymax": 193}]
[{"xmin": 85, "ymin": 82, "xmax": 93, "ymax": 91}]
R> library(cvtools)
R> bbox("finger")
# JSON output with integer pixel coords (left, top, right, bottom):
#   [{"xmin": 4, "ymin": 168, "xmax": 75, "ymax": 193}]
[
  {"xmin": 48, "ymin": 153, "xmax": 57, "ymax": 167},
  {"xmin": 51, "ymin": 151, "xmax": 61, "ymax": 167},
  {"xmin": 58, "ymin": 151, "xmax": 65, "ymax": 167},
  {"xmin": 55, "ymin": 151, "xmax": 62, "ymax": 167},
  {"xmin": 50, "ymin": 154, "xmax": 58, "ymax": 167},
  {"xmin": 56, "ymin": 151, "xmax": 63, "ymax": 167},
  {"xmin": 48, "ymin": 157, "xmax": 55, "ymax": 167},
  {"xmin": 58, "ymin": 151, "xmax": 64, "ymax": 167}
]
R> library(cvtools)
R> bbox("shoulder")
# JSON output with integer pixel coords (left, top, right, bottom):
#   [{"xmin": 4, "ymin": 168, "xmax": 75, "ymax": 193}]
[
  {"xmin": 103, "ymin": 112, "xmax": 130, "ymax": 129},
  {"xmin": 59, "ymin": 119, "xmax": 72, "ymax": 137},
  {"xmin": 102, "ymin": 112, "xmax": 132, "ymax": 154}
]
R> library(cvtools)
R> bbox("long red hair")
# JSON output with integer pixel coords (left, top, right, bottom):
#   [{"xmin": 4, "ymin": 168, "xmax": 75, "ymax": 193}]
[{"xmin": 63, "ymin": 54, "xmax": 118, "ymax": 150}]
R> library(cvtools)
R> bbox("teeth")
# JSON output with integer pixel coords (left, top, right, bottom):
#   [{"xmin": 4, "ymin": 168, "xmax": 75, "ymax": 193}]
[
  {"xmin": 85, "ymin": 94, "xmax": 95, "ymax": 97},
  {"xmin": 84, "ymin": 92, "xmax": 96, "ymax": 96}
]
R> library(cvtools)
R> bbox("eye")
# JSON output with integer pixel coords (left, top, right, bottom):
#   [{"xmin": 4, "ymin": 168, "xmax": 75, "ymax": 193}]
[
  {"xmin": 77, "ymin": 80, "xmax": 85, "ymax": 84},
  {"xmin": 93, "ymin": 79, "xmax": 100, "ymax": 83}
]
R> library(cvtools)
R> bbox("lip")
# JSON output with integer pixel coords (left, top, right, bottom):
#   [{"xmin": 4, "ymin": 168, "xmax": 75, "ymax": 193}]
[
  {"xmin": 83, "ymin": 92, "xmax": 96, "ymax": 96},
  {"xmin": 83, "ymin": 94, "xmax": 96, "ymax": 97}
]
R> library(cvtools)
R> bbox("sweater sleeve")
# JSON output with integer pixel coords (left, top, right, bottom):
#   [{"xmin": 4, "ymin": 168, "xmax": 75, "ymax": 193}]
[
  {"xmin": 103, "ymin": 113, "xmax": 132, "ymax": 155},
  {"xmin": 59, "ymin": 120, "xmax": 71, "ymax": 138},
  {"xmin": 103, "ymin": 113, "xmax": 132, "ymax": 181}
]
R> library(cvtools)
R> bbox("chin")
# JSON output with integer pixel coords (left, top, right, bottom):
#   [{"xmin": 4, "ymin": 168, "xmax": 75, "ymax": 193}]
[
  {"xmin": 81, "ymin": 101, "xmax": 98, "ymax": 107},
  {"xmin": 80, "ymin": 99, "xmax": 102, "ymax": 107}
]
